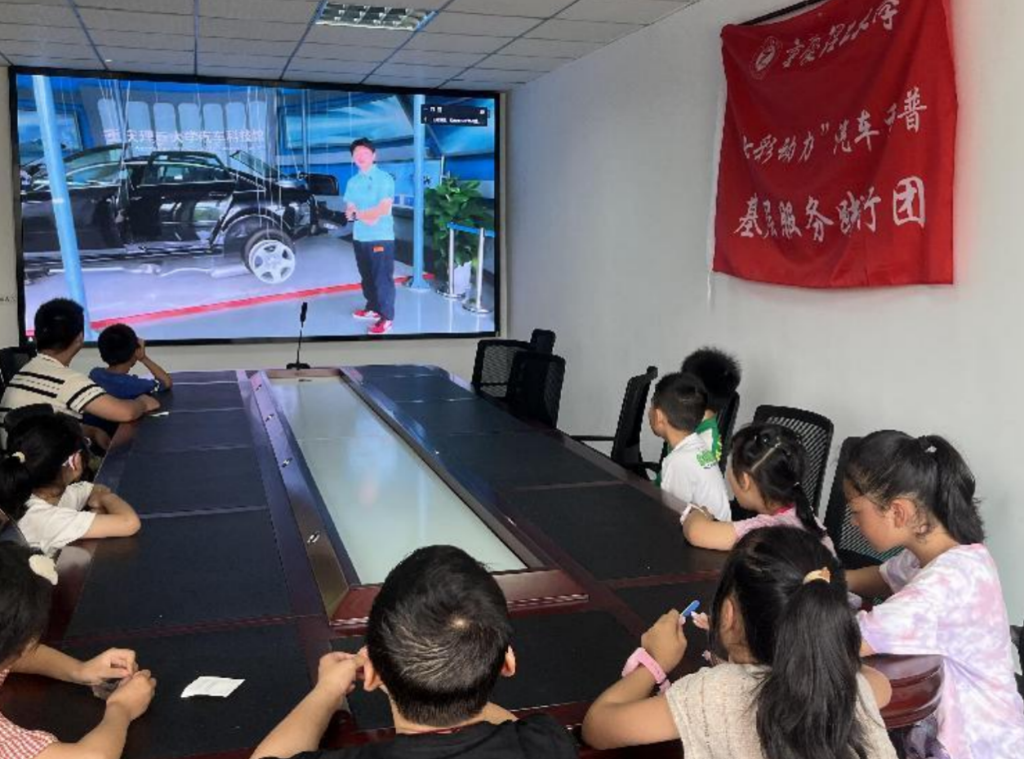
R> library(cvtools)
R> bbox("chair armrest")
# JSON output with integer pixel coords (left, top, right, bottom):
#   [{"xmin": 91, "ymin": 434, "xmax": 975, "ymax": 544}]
[{"xmin": 571, "ymin": 435, "xmax": 615, "ymax": 443}]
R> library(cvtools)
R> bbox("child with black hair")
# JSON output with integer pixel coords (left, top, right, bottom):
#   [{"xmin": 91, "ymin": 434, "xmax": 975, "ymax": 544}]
[
  {"xmin": 1, "ymin": 415, "xmax": 140, "ymax": 556},
  {"xmin": 0, "ymin": 299, "xmax": 160, "ymax": 450},
  {"xmin": 251, "ymin": 545, "xmax": 577, "ymax": 759},
  {"xmin": 680, "ymin": 347, "xmax": 741, "ymax": 463},
  {"xmin": 845, "ymin": 431, "xmax": 1024, "ymax": 759},
  {"xmin": 582, "ymin": 527, "xmax": 896, "ymax": 758},
  {"xmin": 86, "ymin": 324, "xmax": 172, "ymax": 439},
  {"xmin": 0, "ymin": 542, "xmax": 156, "ymax": 759},
  {"xmin": 682, "ymin": 424, "xmax": 833, "ymax": 552},
  {"xmin": 649, "ymin": 373, "xmax": 730, "ymax": 521}
]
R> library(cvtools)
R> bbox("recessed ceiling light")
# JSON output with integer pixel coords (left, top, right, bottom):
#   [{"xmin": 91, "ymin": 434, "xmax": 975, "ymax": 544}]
[
  {"xmin": 315, "ymin": 4, "xmax": 436, "ymax": 32},
  {"xmin": 104, "ymin": 58, "xmax": 113, "ymax": 63}
]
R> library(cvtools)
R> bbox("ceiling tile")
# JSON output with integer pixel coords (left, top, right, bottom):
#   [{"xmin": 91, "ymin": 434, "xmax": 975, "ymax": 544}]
[
  {"xmin": 525, "ymin": 19, "xmax": 640, "ymax": 43},
  {"xmin": 0, "ymin": 4, "xmax": 80, "ymax": 26},
  {"xmin": 79, "ymin": 9, "xmax": 196, "ymax": 35},
  {"xmin": 198, "ymin": 36, "xmax": 295, "ymax": 55},
  {"xmin": 0, "ymin": 0, "xmax": 66, "ymax": 5},
  {"xmin": 282, "ymin": 70, "xmax": 364, "ymax": 84},
  {"xmin": 374, "ymin": 63, "xmax": 466, "ymax": 80},
  {"xmin": 404, "ymin": 33, "xmax": 510, "ymax": 54},
  {"xmin": 98, "ymin": 47, "xmax": 195, "ymax": 66},
  {"xmin": 200, "ymin": 18, "xmax": 309, "ymax": 41},
  {"xmin": 422, "ymin": 12, "xmax": 541, "ymax": 37},
  {"xmin": 443, "ymin": 80, "xmax": 509, "ymax": 91},
  {"xmin": 498, "ymin": 37, "xmax": 602, "ymax": 57},
  {"xmin": 558, "ymin": 0, "xmax": 688, "ymax": 24},
  {"xmin": 200, "ymin": 0, "xmax": 319, "ymax": 24},
  {"xmin": 478, "ymin": 54, "xmax": 569, "ymax": 72},
  {"xmin": 444, "ymin": 0, "xmax": 574, "ymax": 17},
  {"xmin": 389, "ymin": 50, "xmax": 486, "ymax": 68},
  {"xmin": 292, "ymin": 42, "xmax": 392, "ymax": 63},
  {"xmin": 92, "ymin": 29, "xmax": 195, "ymax": 50},
  {"xmin": 118, "ymin": 61, "xmax": 196, "ymax": 75},
  {"xmin": 0, "ymin": 25, "xmax": 90, "ymax": 44},
  {"xmin": 0, "ymin": 41, "xmax": 98, "ymax": 60},
  {"xmin": 6, "ymin": 56, "xmax": 104, "ymax": 69},
  {"xmin": 364, "ymin": 75, "xmax": 448, "ymax": 89},
  {"xmin": 198, "ymin": 52, "xmax": 288, "ymax": 68},
  {"xmin": 304, "ymin": 26, "xmax": 411, "ymax": 48},
  {"xmin": 454, "ymin": 68, "xmax": 540, "ymax": 83},
  {"xmin": 287, "ymin": 58, "xmax": 379, "ymax": 76},
  {"xmin": 199, "ymin": 65, "xmax": 284, "ymax": 80},
  {"xmin": 75, "ymin": 0, "xmax": 193, "ymax": 13}
]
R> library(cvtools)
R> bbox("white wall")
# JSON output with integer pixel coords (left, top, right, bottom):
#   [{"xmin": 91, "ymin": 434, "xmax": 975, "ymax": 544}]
[
  {"xmin": 508, "ymin": 0, "xmax": 1024, "ymax": 621},
  {"xmin": 0, "ymin": 70, "xmax": 499, "ymax": 381}
]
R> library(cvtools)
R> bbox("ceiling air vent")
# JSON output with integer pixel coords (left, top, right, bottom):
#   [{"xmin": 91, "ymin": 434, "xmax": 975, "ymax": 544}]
[{"xmin": 315, "ymin": 4, "xmax": 436, "ymax": 31}]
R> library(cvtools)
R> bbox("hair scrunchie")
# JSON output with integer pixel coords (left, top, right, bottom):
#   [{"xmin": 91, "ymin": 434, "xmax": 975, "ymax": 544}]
[{"xmin": 8, "ymin": 451, "xmax": 26, "ymax": 464}]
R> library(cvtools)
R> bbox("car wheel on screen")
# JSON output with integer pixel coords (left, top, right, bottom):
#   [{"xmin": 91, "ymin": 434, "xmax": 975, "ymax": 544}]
[{"xmin": 243, "ymin": 229, "xmax": 296, "ymax": 285}]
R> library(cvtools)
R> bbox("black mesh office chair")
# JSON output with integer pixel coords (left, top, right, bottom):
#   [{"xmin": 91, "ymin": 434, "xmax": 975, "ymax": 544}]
[
  {"xmin": 573, "ymin": 366, "xmax": 658, "ymax": 477},
  {"xmin": 716, "ymin": 391, "xmax": 741, "ymax": 473},
  {"xmin": 506, "ymin": 351, "xmax": 566, "ymax": 428},
  {"xmin": 751, "ymin": 404, "xmax": 834, "ymax": 515},
  {"xmin": 823, "ymin": 436, "xmax": 903, "ymax": 570},
  {"xmin": 471, "ymin": 339, "xmax": 531, "ymax": 399},
  {"xmin": 0, "ymin": 346, "xmax": 36, "ymax": 394},
  {"xmin": 529, "ymin": 329, "xmax": 556, "ymax": 355}
]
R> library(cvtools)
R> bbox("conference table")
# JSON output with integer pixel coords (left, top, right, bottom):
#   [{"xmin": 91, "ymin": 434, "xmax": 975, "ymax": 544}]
[{"xmin": 0, "ymin": 365, "xmax": 941, "ymax": 759}]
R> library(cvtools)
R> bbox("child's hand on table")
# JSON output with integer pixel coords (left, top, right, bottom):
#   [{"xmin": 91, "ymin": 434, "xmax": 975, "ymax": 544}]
[
  {"xmin": 641, "ymin": 610, "xmax": 688, "ymax": 674},
  {"xmin": 314, "ymin": 651, "xmax": 366, "ymax": 704},
  {"xmin": 76, "ymin": 648, "xmax": 138, "ymax": 686},
  {"xmin": 106, "ymin": 670, "xmax": 157, "ymax": 721}
]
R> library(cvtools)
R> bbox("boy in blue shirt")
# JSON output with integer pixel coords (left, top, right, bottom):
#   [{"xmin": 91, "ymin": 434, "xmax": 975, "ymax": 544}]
[
  {"xmin": 344, "ymin": 137, "xmax": 396, "ymax": 336},
  {"xmin": 86, "ymin": 324, "xmax": 172, "ymax": 438}
]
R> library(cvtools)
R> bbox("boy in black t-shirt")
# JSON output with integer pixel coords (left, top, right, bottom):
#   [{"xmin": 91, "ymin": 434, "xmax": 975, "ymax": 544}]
[{"xmin": 251, "ymin": 545, "xmax": 578, "ymax": 759}]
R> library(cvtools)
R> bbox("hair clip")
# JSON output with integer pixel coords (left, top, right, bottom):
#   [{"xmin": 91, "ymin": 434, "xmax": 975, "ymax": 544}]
[
  {"xmin": 29, "ymin": 554, "xmax": 58, "ymax": 586},
  {"xmin": 918, "ymin": 436, "xmax": 936, "ymax": 454},
  {"xmin": 802, "ymin": 567, "xmax": 831, "ymax": 585},
  {"xmin": 9, "ymin": 451, "xmax": 26, "ymax": 463}
]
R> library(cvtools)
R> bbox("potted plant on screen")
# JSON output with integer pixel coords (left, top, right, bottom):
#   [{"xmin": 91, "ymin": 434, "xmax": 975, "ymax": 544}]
[{"xmin": 425, "ymin": 175, "xmax": 494, "ymax": 296}]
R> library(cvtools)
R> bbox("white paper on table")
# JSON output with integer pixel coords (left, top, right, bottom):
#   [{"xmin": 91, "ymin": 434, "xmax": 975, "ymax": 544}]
[{"xmin": 181, "ymin": 676, "xmax": 245, "ymax": 699}]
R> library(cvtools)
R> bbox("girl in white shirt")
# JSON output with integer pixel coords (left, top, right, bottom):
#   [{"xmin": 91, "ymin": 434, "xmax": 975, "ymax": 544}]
[{"xmin": 1, "ymin": 414, "xmax": 140, "ymax": 556}]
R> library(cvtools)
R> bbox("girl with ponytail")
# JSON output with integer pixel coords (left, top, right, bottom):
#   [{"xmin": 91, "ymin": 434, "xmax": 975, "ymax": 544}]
[
  {"xmin": 583, "ymin": 527, "xmax": 896, "ymax": 759},
  {"xmin": 0, "ymin": 415, "xmax": 140, "ymax": 556},
  {"xmin": 683, "ymin": 424, "xmax": 835, "ymax": 553},
  {"xmin": 845, "ymin": 431, "xmax": 1024, "ymax": 759}
]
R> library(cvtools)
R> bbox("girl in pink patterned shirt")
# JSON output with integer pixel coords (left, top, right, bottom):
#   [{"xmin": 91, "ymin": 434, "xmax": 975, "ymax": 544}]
[
  {"xmin": 0, "ymin": 543, "xmax": 156, "ymax": 759},
  {"xmin": 845, "ymin": 431, "xmax": 1024, "ymax": 759},
  {"xmin": 683, "ymin": 424, "xmax": 835, "ymax": 553}
]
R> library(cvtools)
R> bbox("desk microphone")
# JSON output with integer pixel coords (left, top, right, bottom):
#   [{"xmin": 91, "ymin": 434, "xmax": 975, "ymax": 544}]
[{"xmin": 287, "ymin": 301, "xmax": 311, "ymax": 370}]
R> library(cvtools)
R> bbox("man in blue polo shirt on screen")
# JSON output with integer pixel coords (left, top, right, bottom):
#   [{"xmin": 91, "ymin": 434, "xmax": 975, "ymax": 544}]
[{"xmin": 345, "ymin": 137, "xmax": 396, "ymax": 336}]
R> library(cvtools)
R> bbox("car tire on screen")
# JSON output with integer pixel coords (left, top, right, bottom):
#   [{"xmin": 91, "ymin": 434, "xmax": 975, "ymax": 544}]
[{"xmin": 242, "ymin": 228, "xmax": 297, "ymax": 285}]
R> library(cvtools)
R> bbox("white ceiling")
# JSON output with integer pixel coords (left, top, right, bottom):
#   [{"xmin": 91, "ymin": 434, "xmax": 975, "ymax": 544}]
[{"xmin": 0, "ymin": 0, "xmax": 700, "ymax": 90}]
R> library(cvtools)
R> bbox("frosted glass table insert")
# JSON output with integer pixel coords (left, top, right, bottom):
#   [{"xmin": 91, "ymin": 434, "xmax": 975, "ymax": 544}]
[{"xmin": 270, "ymin": 377, "xmax": 525, "ymax": 583}]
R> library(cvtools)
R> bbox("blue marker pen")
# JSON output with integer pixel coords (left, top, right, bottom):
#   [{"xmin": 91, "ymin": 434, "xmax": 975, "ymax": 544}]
[{"xmin": 680, "ymin": 600, "xmax": 700, "ymax": 623}]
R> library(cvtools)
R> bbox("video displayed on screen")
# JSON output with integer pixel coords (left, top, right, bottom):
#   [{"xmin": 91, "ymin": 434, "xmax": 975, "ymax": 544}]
[{"xmin": 14, "ymin": 71, "xmax": 499, "ymax": 342}]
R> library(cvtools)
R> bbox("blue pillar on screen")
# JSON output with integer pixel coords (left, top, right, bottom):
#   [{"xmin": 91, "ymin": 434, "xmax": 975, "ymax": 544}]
[
  {"xmin": 32, "ymin": 75, "xmax": 93, "ymax": 338},
  {"xmin": 409, "ymin": 93, "xmax": 429, "ymax": 290}
]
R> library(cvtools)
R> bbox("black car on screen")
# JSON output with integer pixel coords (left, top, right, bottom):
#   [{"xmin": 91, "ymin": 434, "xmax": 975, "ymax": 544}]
[{"xmin": 20, "ymin": 147, "xmax": 340, "ymax": 284}]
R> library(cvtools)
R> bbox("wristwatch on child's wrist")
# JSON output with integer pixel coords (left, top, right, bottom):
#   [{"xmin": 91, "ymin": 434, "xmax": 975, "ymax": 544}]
[{"xmin": 622, "ymin": 647, "xmax": 670, "ymax": 693}]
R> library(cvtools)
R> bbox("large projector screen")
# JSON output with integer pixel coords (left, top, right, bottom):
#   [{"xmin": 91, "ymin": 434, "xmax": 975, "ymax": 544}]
[{"xmin": 12, "ymin": 69, "xmax": 500, "ymax": 343}]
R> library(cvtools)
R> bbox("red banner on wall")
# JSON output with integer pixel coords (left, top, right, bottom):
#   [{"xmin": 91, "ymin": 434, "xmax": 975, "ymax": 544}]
[{"xmin": 713, "ymin": 0, "xmax": 957, "ymax": 288}]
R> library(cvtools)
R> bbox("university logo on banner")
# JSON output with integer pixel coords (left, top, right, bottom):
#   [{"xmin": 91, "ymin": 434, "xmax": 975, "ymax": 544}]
[{"xmin": 713, "ymin": 0, "xmax": 957, "ymax": 288}]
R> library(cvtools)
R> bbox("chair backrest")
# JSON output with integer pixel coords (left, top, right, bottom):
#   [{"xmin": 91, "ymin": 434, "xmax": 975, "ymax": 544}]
[
  {"xmin": 506, "ymin": 351, "xmax": 566, "ymax": 428},
  {"xmin": 529, "ymin": 329, "xmax": 556, "ymax": 355},
  {"xmin": 751, "ymin": 404, "xmax": 834, "ymax": 515},
  {"xmin": 609, "ymin": 366, "xmax": 659, "ymax": 472},
  {"xmin": 471, "ymin": 339, "xmax": 531, "ymax": 399},
  {"xmin": 0, "ymin": 346, "xmax": 36, "ymax": 387},
  {"xmin": 823, "ymin": 436, "xmax": 903, "ymax": 569},
  {"xmin": 716, "ymin": 391, "xmax": 741, "ymax": 472}
]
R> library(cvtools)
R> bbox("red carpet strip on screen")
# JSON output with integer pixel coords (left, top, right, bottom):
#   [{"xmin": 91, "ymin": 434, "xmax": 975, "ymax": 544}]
[{"xmin": 76, "ymin": 274, "xmax": 435, "ymax": 330}]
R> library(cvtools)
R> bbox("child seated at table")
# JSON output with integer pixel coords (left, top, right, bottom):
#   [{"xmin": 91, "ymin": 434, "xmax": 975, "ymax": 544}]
[
  {"xmin": 582, "ymin": 527, "xmax": 896, "ymax": 759},
  {"xmin": 649, "ymin": 373, "xmax": 730, "ymax": 521},
  {"xmin": 845, "ymin": 431, "xmax": 1024, "ymax": 759},
  {"xmin": 680, "ymin": 347, "xmax": 741, "ymax": 464},
  {"xmin": 85, "ymin": 324, "xmax": 172, "ymax": 439},
  {"xmin": 0, "ymin": 542, "xmax": 156, "ymax": 759},
  {"xmin": 681, "ymin": 424, "xmax": 833, "ymax": 552},
  {"xmin": 0, "ymin": 415, "xmax": 141, "ymax": 556},
  {"xmin": 251, "ymin": 545, "xmax": 578, "ymax": 759}
]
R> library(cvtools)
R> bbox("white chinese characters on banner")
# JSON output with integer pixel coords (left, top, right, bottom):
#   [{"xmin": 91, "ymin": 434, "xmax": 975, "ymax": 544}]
[
  {"xmin": 773, "ymin": 0, "xmax": 902, "ymax": 71},
  {"xmin": 102, "ymin": 128, "xmax": 266, "ymax": 152},
  {"xmin": 736, "ymin": 179, "xmax": 924, "ymax": 244}
]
